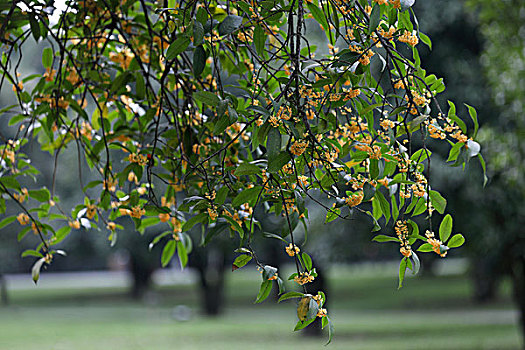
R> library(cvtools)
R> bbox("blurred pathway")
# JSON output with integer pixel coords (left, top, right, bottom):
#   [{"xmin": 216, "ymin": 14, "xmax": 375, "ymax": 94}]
[{"xmin": 3, "ymin": 268, "xmax": 197, "ymax": 290}]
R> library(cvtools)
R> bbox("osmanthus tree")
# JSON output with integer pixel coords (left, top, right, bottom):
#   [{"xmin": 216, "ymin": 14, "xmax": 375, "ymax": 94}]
[{"xmin": 0, "ymin": 0, "xmax": 484, "ymax": 341}]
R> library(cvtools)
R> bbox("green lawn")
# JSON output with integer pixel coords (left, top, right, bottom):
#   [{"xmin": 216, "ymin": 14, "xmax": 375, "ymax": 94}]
[{"xmin": 0, "ymin": 266, "xmax": 522, "ymax": 350}]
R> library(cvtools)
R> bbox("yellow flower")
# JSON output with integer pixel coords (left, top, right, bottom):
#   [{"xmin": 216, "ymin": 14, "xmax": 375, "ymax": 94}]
[
  {"xmin": 268, "ymin": 273, "xmax": 278, "ymax": 281},
  {"xmin": 345, "ymin": 191, "xmax": 364, "ymax": 207},
  {"xmin": 69, "ymin": 220, "xmax": 81, "ymax": 229},
  {"xmin": 399, "ymin": 30, "xmax": 419, "ymax": 47},
  {"xmin": 17, "ymin": 213, "xmax": 30, "ymax": 226},
  {"xmin": 130, "ymin": 205, "xmax": 145, "ymax": 218},
  {"xmin": 290, "ymin": 140, "xmax": 308, "ymax": 156},
  {"xmin": 294, "ymin": 272, "xmax": 315, "ymax": 285},
  {"xmin": 425, "ymin": 230, "xmax": 447, "ymax": 257},
  {"xmin": 207, "ymin": 207, "xmax": 218, "ymax": 221},
  {"xmin": 158, "ymin": 213, "xmax": 170, "ymax": 222},
  {"xmin": 285, "ymin": 243, "xmax": 300, "ymax": 257},
  {"xmin": 86, "ymin": 204, "xmax": 97, "ymax": 219}
]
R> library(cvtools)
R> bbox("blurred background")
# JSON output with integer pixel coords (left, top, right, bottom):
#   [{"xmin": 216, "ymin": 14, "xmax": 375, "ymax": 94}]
[{"xmin": 0, "ymin": 1, "xmax": 523, "ymax": 349}]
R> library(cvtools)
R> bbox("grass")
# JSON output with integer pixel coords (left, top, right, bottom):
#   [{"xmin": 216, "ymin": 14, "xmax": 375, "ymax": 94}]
[{"xmin": 0, "ymin": 265, "xmax": 522, "ymax": 350}]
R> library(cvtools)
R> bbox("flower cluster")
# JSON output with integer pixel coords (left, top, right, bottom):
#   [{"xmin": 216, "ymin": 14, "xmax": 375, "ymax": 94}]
[
  {"xmin": 294, "ymin": 272, "xmax": 315, "ymax": 285},
  {"xmin": 345, "ymin": 191, "xmax": 364, "ymax": 207},
  {"xmin": 399, "ymin": 30, "xmax": 419, "ymax": 46},
  {"xmin": 290, "ymin": 140, "xmax": 308, "ymax": 156},
  {"xmin": 395, "ymin": 220, "xmax": 412, "ymax": 258},
  {"xmin": 425, "ymin": 230, "xmax": 447, "ymax": 257},
  {"xmin": 17, "ymin": 213, "xmax": 30, "ymax": 226},
  {"xmin": 285, "ymin": 243, "xmax": 300, "ymax": 257}
]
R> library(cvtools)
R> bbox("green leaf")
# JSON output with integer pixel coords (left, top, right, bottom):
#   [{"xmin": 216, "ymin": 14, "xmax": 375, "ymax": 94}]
[
  {"xmin": 478, "ymin": 153, "xmax": 488, "ymax": 187},
  {"xmin": 232, "ymin": 186, "xmax": 262, "ymax": 207},
  {"xmin": 177, "ymin": 241, "xmax": 188, "ymax": 268},
  {"xmin": 148, "ymin": 231, "xmax": 172, "ymax": 250},
  {"xmin": 324, "ymin": 316, "xmax": 335, "ymax": 345},
  {"xmin": 267, "ymin": 151, "xmax": 291, "ymax": 173},
  {"xmin": 161, "ymin": 240, "xmax": 176, "ymax": 267},
  {"xmin": 447, "ymin": 101, "xmax": 467, "ymax": 133},
  {"xmin": 215, "ymin": 186, "xmax": 229, "ymax": 205},
  {"xmin": 358, "ymin": 103, "xmax": 382, "ymax": 117},
  {"xmin": 447, "ymin": 233, "xmax": 465, "ymax": 248},
  {"xmin": 306, "ymin": 2, "xmax": 328, "ymax": 32},
  {"xmin": 254, "ymin": 25, "xmax": 266, "ymax": 56},
  {"xmin": 0, "ymin": 175, "xmax": 21, "ymax": 190},
  {"xmin": 193, "ymin": 45, "xmax": 206, "ymax": 77},
  {"xmin": 368, "ymin": 4, "xmax": 381, "ymax": 34},
  {"xmin": 110, "ymin": 72, "xmax": 130, "ymax": 95},
  {"xmin": 29, "ymin": 188, "xmax": 50, "ymax": 202},
  {"xmin": 42, "ymin": 47, "xmax": 53, "ymax": 68},
  {"xmin": 181, "ymin": 212, "xmax": 209, "ymax": 232},
  {"xmin": 398, "ymin": 257, "xmax": 408, "ymax": 289},
  {"xmin": 306, "ymin": 297, "xmax": 319, "ymax": 320},
  {"xmin": 362, "ymin": 182, "xmax": 376, "ymax": 202},
  {"xmin": 375, "ymin": 190, "xmax": 391, "ymax": 224},
  {"xmin": 213, "ymin": 114, "xmax": 232, "ymax": 134},
  {"xmin": 325, "ymin": 208, "xmax": 340, "ymax": 224},
  {"xmin": 302, "ymin": 252, "xmax": 312, "ymax": 271},
  {"xmin": 417, "ymin": 243, "xmax": 434, "ymax": 252},
  {"xmin": 21, "ymin": 249, "xmax": 43, "ymax": 258},
  {"xmin": 234, "ymin": 163, "xmax": 261, "ymax": 176},
  {"xmin": 218, "ymin": 15, "xmax": 243, "ymax": 36},
  {"xmin": 410, "ymin": 148, "xmax": 431, "ymax": 163},
  {"xmin": 262, "ymin": 232, "xmax": 288, "ymax": 242},
  {"xmin": 439, "ymin": 214, "xmax": 453, "ymax": 242},
  {"xmin": 254, "ymin": 280, "xmax": 272, "ymax": 303},
  {"xmin": 135, "ymin": 73, "xmax": 145, "ymax": 99},
  {"xmin": 372, "ymin": 234, "xmax": 400, "ymax": 243},
  {"xmin": 294, "ymin": 318, "xmax": 316, "ymax": 331},
  {"xmin": 193, "ymin": 91, "xmax": 220, "ymax": 107},
  {"xmin": 166, "ymin": 36, "xmax": 190, "ymax": 60},
  {"xmin": 419, "ymin": 32, "xmax": 432, "ymax": 50},
  {"xmin": 266, "ymin": 127, "xmax": 282, "ymax": 158},
  {"xmin": 29, "ymin": 16, "xmax": 40, "ymax": 41},
  {"xmin": 447, "ymin": 142, "xmax": 464, "ymax": 162},
  {"xmin": 232, "ymin": 254, "xmax": 252, "ymax": 270},
  {"xmin": 193, "ymin": 20, "xmax": 204, "ymax": 45},
  {"xmin": 196, "ymin": 6, "xmax": 208, "ymax": 25},
  {"xmin": 465, "ymin": 104, "xmax": 479, "ymax": 138},
  {"xmin": 391, "ymin": 195, "xmax": 399, "ymax": 222},
  {"xmin": 0, "ymin": 216, "xmax": 16, "ymax": 229},
  {"xmin": 17, "ymin": 227, "xmax": 31, "ymax": 241},
  {"xmin": 412, "ymin": 197, "xmax": 427, "ymax": 216},
  {"xmin": 369, "ymin": 158, "xmax": 380, "ymax": 179},
  {"xmin": 278, "ymin": 291, "xmax": 304, "ymax": 303},
  {"xmin": 53, "ymin": 225, "xmax": 72, "ymax": 245},
  {"xmin": 429, "ymin": 190, "xmax": 447, "ymax": 214}
]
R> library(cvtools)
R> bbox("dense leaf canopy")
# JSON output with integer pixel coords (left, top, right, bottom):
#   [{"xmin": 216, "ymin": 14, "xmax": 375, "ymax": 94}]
[{"xmin": 0, "ymin": 0, "xmax": 483, "ymax": 340}]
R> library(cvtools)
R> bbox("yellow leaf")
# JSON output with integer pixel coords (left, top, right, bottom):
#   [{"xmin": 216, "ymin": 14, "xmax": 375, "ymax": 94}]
[{"xmin": 297, "ymin": 295, "xmax": 312, "ymax": 321}]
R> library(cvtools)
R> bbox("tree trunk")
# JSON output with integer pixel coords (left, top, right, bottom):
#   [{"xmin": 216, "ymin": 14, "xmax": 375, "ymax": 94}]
[
  {"xmin": 129, "ymin": 255, "xmax": 154, "ymax": 299},
  {"xmin": 0, "ymin": 274, "xmax": 7, "ymax": 306},
  {"xmin": 472, "ymin": 257, "xmax": 500, "ymax": 303},
  {"xmin": 194, "ymin": 248, "xmax": 226, "ymax": 316},
  {"xmin": 511, "ymin": 255, "xmax": 525, "ymax": 348}
]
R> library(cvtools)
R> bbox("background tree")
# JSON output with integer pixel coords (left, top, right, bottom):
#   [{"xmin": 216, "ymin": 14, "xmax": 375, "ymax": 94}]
[
  {"xmin": 463, "ymin": 0, "xmax": 525, "ymax": 337},
  {"xmin": 0, "ymin": 0, "xmax": 484, "ymax": 341}
]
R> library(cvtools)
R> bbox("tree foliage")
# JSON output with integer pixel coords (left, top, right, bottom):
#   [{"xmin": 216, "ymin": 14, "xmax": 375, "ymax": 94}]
[{"xmin": 0, "ymin": 0, "xmax": 483, "ymax": 340}]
